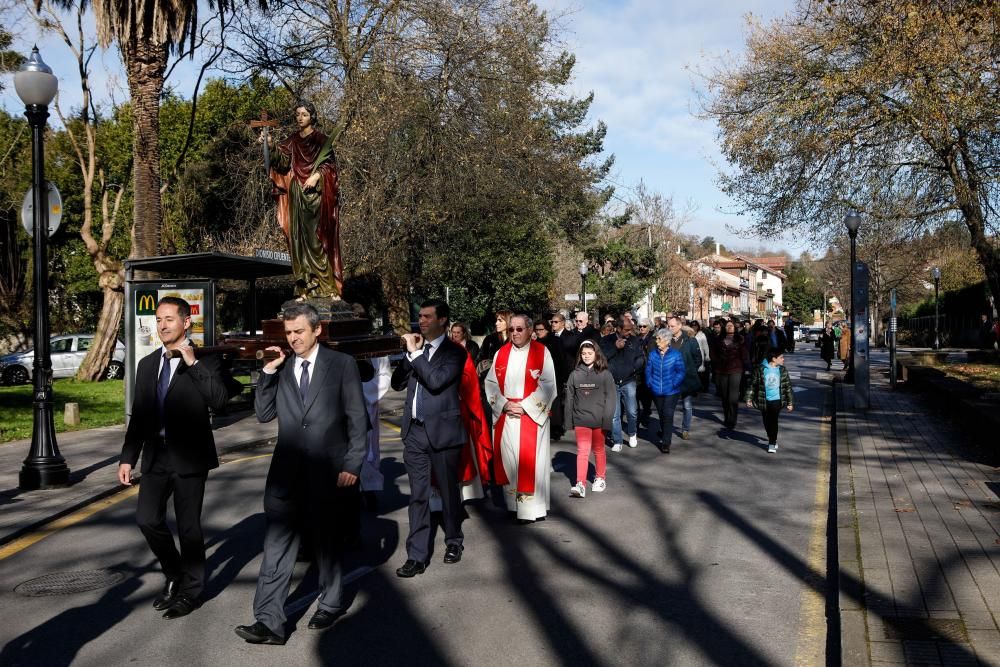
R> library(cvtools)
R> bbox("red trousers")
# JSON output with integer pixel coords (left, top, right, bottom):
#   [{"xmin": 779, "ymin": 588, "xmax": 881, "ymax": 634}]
[{"xmin": 575, "ymin": 426, "xmax": 607, "ymax": 484}]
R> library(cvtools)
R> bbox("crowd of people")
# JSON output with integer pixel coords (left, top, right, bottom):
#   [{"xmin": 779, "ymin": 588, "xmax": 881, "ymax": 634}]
[{"xmin": 118, "ymin": 296, "xmax": 799, "ymax": 645}]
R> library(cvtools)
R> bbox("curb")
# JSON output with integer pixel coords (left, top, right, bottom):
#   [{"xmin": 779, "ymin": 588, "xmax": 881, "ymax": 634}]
[{"xmin": 834, "ymin": 382, "xmax": 871, "ymax": 665}]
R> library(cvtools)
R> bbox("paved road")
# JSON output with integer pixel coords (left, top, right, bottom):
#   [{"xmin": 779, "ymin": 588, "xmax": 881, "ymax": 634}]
[{"xmin": 0, "ymin": 347, "xmax": 835, "ymax": 666}]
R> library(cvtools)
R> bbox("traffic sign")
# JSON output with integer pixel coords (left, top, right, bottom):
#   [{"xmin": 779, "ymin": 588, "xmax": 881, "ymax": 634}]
[
  {"xmin": 21, "ymin": 182, "xmax": 62, "ymax": 238},
  {"xmin": 564, "ymin": 293, "xmax": 597, "ymax": 301}
]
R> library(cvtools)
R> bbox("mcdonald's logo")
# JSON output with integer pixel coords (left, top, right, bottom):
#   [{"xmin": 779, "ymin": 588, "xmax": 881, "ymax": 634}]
[{"xmin": 136, "ymin": 292, "xmax": 157, "ymax": 315}]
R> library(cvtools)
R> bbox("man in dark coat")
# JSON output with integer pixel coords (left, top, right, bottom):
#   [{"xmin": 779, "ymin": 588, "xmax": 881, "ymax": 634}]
[
  {"xmin": 534, "ymin": 318, "xmax": 569, "ymax": 439},
  {"xmin": 119, "ymin": 296, "xmax": 232, "ymax": 620},
  {"xmin": 391, "ymin": 298, "xmax": 469, "ymax": 577},
  {"xmin": 235, "ymin": 303, "xmax": 368, "ymax": 645},
  {"xmin": 600, "ymin": 319, "xmax": 645, "ymax": 450}
]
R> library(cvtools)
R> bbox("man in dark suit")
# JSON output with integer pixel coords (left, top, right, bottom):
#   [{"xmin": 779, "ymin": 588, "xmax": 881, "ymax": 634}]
[
  {"xmin": 391, "ymin": 298, "xmax": 468, "ymax": 578},
  {"xmin": 549, "ymin": 312, "xmax": 580, "ymax": 370},
  {"xmin": 118, "ymin": 296, "xmax": 231, "ymax": 620},
  {"xmin": 235, "ymin": 303, "xmax": 368, "ymax": 645}
]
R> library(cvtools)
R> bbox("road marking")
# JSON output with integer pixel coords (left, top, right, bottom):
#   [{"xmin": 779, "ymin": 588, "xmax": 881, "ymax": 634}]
[
  {"xmin": 794, "ymin": 396, "xmax": 832, "ymax": 666},
  {"xmin": 0, "ymin": 486, "xmax": 139, "ymax": 561},
  {"xmin": 0, "ymin": 451, "xmax": 272, "ymax": 562},
  {"xmin": 381, "ymin": 419, "xmax": 401, "ymax": 433}
]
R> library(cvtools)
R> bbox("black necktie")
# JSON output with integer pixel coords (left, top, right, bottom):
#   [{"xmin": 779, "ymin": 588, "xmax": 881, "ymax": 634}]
[
  {"xmin": 415, "ymin": 343, "xmax": 432, "ymax": 419},
  {"xmin": 156, "ymin": 354, "xmax": 171, "ymax": 430},
  {"xmin": 299, "ymin": 360, "xmax": 310, "ymax": 402},
  {"xmin": 157, "ymin": 354, "xmax": 171, "ymax": 407}
]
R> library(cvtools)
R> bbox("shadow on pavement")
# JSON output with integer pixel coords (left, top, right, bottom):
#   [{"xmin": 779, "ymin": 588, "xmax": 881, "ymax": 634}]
[
  {"xmin": 0, "ymin": 565, "xmax": 143, "ymax": 666},
  {"xmin": 699, "ymin": 490, "xmax": 981, "ymax": 665},
  {"xmin": 202, "ymin": 512, "xmax": 267, "ymax": 602}
]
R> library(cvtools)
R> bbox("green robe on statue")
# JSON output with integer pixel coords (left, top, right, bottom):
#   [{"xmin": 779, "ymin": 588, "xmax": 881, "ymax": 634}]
[{"xmin": 270, "ymin": 130, "xmax": 343, "ymax": 299}]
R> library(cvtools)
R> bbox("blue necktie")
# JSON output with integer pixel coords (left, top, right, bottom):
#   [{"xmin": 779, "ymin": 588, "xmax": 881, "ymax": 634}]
[
  {"xmin": 299, "ymin": 360, "xmax": 310, "ymax": 402},
  {"xmin": 156, "ymin": 353, "xmax": 171, "ymax": 426},
  {"xmin": 415, "ymin": 343, "xmax": 432, "ymax": 419}
]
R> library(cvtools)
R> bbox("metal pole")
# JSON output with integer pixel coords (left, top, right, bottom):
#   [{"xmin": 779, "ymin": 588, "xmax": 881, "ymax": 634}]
[
  {"xmin": 581, "ymin": 273, "xmax": 587, "ymax": 318},
  {"xmin": 846, "ymin": 230, "xmax": 857, "ymax": 384},
  {"xmin": 933, "ymin": 277, "xmax": 940, "ymax": 350},
  {"xmin": 20, "ymin": 103, "xmax": 69, "ymax": 490},
  {"xmin": 889, "ymin": 288, "xmax": 897, "ymax": 389}
]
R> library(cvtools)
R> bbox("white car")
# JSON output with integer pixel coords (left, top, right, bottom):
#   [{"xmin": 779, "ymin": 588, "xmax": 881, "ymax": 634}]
[
  {"xmin": 803, "ymin": 326, "xmax": 824, "ymax": 344},
  {"xmin": 0, "ymin": 334, "xmax": 125, "ymax": 385}
]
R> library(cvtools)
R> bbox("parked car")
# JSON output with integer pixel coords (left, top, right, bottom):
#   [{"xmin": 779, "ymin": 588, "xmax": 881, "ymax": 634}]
[
  {"xmin": 0, "ymin": 334, "xmax": 126, "ymax": 385},
  {"xmin": 802, "ymin": 326, "xmax": 824, "ymax": 344}
]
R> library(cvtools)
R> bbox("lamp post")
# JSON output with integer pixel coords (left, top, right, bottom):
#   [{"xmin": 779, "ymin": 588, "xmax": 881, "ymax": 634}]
[
  {"xmin": 579, "ymin": 262, "xmax": 589, "ymax": 319},
  {"xmin": 844, "ymin": 212, "xmax": 862, "ymax": 384},
  {"xmin": 931, "ymin": 266, "xmax": 941, "ymax": 350},
  {"xmin": 17, "ymin": 47, "xmax": 69, "ymax": 490}
]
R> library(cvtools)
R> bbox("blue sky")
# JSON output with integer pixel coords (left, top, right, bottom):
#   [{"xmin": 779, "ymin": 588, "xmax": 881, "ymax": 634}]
[
  {"xmin": 3, "ymin": 0, "xmax": 800, "ymax": 253},
  {"xmin": 534, "ymin": 0, "xmax": 798, "ymax": 253}
]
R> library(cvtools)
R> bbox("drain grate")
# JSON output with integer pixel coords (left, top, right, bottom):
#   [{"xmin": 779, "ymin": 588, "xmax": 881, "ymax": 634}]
[
  {"xmin": 883, "ymin": 618, "xmax": 967, "ymax": 642},
  {"xmin": 14, "ymin": 569, "xmax": 126, "ymax": 597}
]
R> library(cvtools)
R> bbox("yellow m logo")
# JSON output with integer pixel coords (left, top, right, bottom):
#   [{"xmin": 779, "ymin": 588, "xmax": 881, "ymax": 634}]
[{"xmin": 137, "ymin": 294, "xmax": 156, "ymax": 313}]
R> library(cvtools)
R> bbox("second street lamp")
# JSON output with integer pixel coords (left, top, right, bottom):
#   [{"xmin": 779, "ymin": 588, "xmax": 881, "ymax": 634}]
[
  {"xmin": 17, "ymin": 47, "xmax": 69, "ymax": 490},
  {"xmin": 932, "ymin": 266, "xmax": 941, "ymax": 350},
  {"xmin": 844, "ymin": 211, "xmax": 862, "ymax": 384},
  {"xmin": 579, "ymin": 262, "xmax": 589, "ymax": 318}
]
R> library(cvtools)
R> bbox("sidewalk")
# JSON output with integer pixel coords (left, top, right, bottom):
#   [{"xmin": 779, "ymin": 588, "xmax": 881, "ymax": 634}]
[
  {"xmin": 0, "ymin": 412, "xmax": 278, "ymax": 547},
  {"xmin": 836, "ymin": 368, "xmax": 1000, "ymax": 665}
]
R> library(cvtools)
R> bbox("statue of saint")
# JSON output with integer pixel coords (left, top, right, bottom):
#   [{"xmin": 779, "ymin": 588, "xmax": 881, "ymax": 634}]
[{"xmin": 262, "ymin": 102, "xmax": 343, "ymax": 300}]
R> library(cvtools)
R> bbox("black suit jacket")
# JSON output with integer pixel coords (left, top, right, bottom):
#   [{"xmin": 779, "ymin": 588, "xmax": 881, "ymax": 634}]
[
  {"xmin": 391, "ymin": 337, "xmax": 467, "ymax": 450},
  {"xmin": 120, "ymin": 349, "xmax": 231, "ymax": 475},
  {"xmin": 255, "ymin": 345, "xmax": 368, "ymax": 518}
]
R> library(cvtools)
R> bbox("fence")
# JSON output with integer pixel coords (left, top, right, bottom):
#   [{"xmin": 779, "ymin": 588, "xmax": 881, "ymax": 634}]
[{"xmin": 898, "ymin": 312, "xmax": 985, "ymax": 347}]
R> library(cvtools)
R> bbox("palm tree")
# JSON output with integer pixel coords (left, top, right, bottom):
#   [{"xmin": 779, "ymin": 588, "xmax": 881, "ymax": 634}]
[{"xmin": 45, "ymin": 0, "xmax": 256, "ymax": 258}]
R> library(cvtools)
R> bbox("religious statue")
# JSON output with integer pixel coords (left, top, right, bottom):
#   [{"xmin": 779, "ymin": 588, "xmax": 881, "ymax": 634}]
[{"xmin": 258, "ymin": 102, "xmax": 343, "ymax": 300}]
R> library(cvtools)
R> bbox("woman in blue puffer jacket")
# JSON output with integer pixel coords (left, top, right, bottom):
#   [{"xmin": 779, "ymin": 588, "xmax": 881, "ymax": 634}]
[{"xmin": 645, "ymin": 328, "xmax": 686, "ymax": 453}]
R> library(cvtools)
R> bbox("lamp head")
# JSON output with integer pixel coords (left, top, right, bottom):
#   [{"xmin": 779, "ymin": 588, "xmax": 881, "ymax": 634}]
[
  {"xmin": 931, "ymin": 266, "xmax": 941, "ymax": 280},
  {"xmin": 579, "ymin": 261, "xmax": 588, "ymax": 277},
  {"xmin": 15, "ymin": 46, "xmax": 58, "ymax": 108},
  {"xmin": 843, "ymin": 211, "xmax": 862, "ymax": 235}
]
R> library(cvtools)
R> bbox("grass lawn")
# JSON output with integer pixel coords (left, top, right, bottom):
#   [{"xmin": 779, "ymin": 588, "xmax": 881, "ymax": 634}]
[
  {"xmin": 939, "ymin": 363, "xmax": 1000, "ymax": 394},
  {"xmin": 0, "ymin": 379, "xmax": 125, "ymax": 443}
]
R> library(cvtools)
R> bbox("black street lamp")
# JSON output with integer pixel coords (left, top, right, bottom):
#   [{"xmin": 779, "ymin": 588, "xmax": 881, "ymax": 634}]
[
  {"xmin": 17, "ymin": 46, "xmax": 69, "ymax": 490},
  {"xmin": 579, "ymin": 262, "xmax": 589, "ymax": 317},
  {"xmin": 931, "ymin": 266, "xmax": 941, "ymax": 350},
  {"xmin": 844, "ymin": 212, "xmax": 862, "ymax": 384}
]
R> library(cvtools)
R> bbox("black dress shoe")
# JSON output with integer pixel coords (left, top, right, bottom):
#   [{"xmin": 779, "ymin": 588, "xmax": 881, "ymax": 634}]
[
  {"xmin": 443, "ymin": 544, "xmax": 463, "ymax": 564},
  {"xmin": 395, "ymin": 559, "xmax": 426, "ymax": 578},
  {"xmin": 162, "ymin": 594, "xmax": 198, "ymax": 619},
  {"xmin": 152, "ymin": 579, "xmax": 178, "ymax": 610},
  {"xmin": 235, "ymin": 621, "xmax": 286, "ymax": 645},
  {"xmin": 308, "ymin": 609, "xmax": 342, "ymax": 630}
]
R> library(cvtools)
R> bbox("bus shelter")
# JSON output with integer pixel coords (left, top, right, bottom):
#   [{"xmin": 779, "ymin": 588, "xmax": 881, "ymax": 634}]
[{"xmin": 123, "ymin": 251, "xmax": 291, "ymax": 420}]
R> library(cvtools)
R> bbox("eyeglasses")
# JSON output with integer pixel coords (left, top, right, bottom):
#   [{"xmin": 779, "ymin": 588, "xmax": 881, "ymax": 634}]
[
  {"xmin": 534, "ymin": 327, "xmax": 546, "ymax": 332},
  {"xmin": 639, "ymin": 325, "xmax": 649, "ymax": 329},
  {"xmin": 510, "ymin": 326, "xmax": 527, "ymax": 333},
  {"xmin": 574, "ymin": 319, "xmax": 585, "ymax": 323},
  {"xmin": 550, "ymin": 320, "xmax": 561, "ymax": 324}
]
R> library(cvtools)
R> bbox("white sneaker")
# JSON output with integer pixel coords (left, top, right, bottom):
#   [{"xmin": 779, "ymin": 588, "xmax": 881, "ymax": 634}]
[
  {"xmin": 627, "ymin": 434, "xmax": 638, "ymax": 448},
  {"xmin": 592, "ymin": 477, "xmax": 607, "ymax": 493},
  {"xmin": 570, "ymin": 482, "xmax": 586, "ymax": 498},
  {"xmin": 611, "ymin": 443, "xmax": 623, "ymax": 453},
  {"xmin": 767, "ymin": 443, "xmax": 777, "ymax": 454}
]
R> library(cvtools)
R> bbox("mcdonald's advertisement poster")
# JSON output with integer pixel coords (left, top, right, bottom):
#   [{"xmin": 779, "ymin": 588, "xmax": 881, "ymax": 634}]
[{"xmin": 134, "ymin": 288, "xmax": 207, "ymax": 358}]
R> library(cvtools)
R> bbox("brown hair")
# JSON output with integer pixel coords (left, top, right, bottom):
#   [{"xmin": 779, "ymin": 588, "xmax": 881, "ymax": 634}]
[
  {"xmin": 495, "ymin": 309, "xmax": 513, "ymax": 341},
  {"xmin": 575, "ymin": 340, "xmax": 608, "ymax": 372}
]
